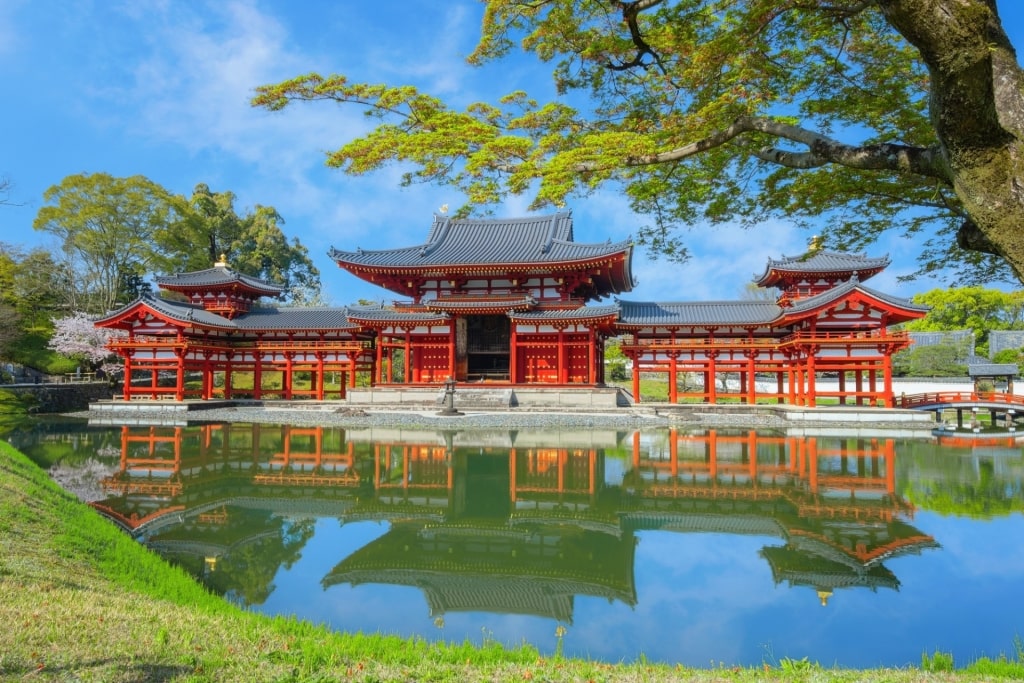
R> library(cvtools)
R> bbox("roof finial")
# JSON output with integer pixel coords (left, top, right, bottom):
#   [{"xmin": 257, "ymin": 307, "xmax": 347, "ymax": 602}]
[
  {"xmin": 438, "ymin": 203, "xmax": 449, "ymax": 214},
  {"xmin": 215, "ymin": 253, "xmax": 227, "ymax": 268},
  {"xmin": 808, "ymin": 235, "xmax": 823, "ymax": 254}
]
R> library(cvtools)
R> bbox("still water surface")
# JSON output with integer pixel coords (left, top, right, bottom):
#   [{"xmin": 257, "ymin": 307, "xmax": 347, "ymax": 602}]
[{"xmin": 10, "ymin": 419, "xmax": 1024, "ymax": 668}]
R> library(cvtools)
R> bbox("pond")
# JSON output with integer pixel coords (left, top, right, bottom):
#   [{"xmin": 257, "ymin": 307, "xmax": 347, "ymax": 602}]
[{"xmin": 8, "ymin": 418, "xmax": 1024, "ymax": 669}]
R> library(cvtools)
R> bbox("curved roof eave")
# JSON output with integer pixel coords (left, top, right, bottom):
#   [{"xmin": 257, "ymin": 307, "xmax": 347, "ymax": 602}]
[
  {"xmin": 154, "ymin": 265, "xmax": 284, "ymax": 296},
  {"xmin": 95, "ymin": 295, "xmax": 238, "ymax": 331},
  {"xmin": 753, "ymin": 251, "xmax": 891, "ymax": 285},
  {"xmin": 774, "ymin": 282, "xmax": 929, "ymax": 324}
]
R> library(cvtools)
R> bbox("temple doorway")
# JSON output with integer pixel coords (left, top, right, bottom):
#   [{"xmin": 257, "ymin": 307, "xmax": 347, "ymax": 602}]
[{"xmin": 465, "ymin": 314, "xmax": 511, "ymax": 381}]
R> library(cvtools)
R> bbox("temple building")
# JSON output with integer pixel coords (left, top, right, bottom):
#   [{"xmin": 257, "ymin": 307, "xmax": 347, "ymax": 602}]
[
  {"xmin": 94, "ymin": 256, "xmax": 374, "ymax": 401},
  {"xmin": 617, "ymin": 249, "xmax": 929, "ymax": 406},
  {"xmin": 95, "ymin": 211, "xmax": 927, "ymax": 407},
  {"xmin": 330, "ymin": 212, "xmax": 632, "ymax": 384}
]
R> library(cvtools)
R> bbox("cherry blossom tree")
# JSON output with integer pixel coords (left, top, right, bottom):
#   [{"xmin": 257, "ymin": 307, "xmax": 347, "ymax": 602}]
[{"xmin": 47, "ymin": 312, "xmax": 126, "ymax": 376}]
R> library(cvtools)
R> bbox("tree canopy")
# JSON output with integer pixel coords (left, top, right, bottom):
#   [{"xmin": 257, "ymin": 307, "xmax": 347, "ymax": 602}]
[
  {"xmin": 253, "ymin": 0, "xmax": 1024, "ymax": 285},
  {"xmin": 33, "ymin": 173, "xmax": 178, "ymax": 314},
  {"xmin": 906, "ymin": 286, "xmax": 1024, "ymax": 341},
  {"xmin": 32, "ymin": 175, "xmax": 322, "ymax": 314},
  {"xmin": 158, "ymin": 184, "xmax": 322, "ymax": 304}
]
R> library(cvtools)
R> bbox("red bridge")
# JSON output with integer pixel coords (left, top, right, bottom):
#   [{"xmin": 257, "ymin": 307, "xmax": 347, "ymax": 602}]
[{"xmin": 899, "ymin": 391, "xmax": 1024, "ymax": 410}]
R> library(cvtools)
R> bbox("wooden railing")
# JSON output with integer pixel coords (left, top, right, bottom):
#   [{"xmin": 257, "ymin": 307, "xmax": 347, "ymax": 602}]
[
  {"xmin": 109, "ymin": 338, "xmax": 373, "ymax": 352},
  {"xmin": 900, "ymin": 391, "xmax": 1024, "ymax": 409},
  {"xmin": 620, "ymin": 329, "xmax": 909, "ymax": 351}
]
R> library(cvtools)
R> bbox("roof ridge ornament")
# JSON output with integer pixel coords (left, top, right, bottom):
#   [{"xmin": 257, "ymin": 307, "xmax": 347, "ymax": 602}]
[{"xmin": 215, "ymin": 253, "xmax": 228, "ymax": 268}]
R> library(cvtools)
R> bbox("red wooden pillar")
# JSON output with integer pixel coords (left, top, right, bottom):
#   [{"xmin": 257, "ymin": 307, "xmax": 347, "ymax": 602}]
[
  {"xmin": 855, "ymin": 370, "xmax": 864, "ymax": 406},
  {"xmin": 404, "ymin": 329, "xmax": 411, "ymax": 383},
  {"xmin": 882, "ymin": 351, "xmax": 894, "ymax": 407},
  {"xmin": 587, "ymin": 327, "xmax": 596, "ymax": 385},
  {"xmin": 253, "ymin": 349, "xmax": 263, "ymax": 399},
  {"xmin": 807, "ymin": 351, "xmax": 817, "ymax": 406},
  {"xmin": 631, "ymin": 352, "xmax": 641, "ymax": 402},
  {"xmin": 838, "ymin": 370, "xmax": 846, "ymax": 405},
  {"xmin": 284, "ymin": 354, "xmax": 294, "ymax": 399},
  {"xmin": 316, "ymin": 354, "xmax": 325, "ymax": 400},
  {"xmin": 448, "ymin": 322, "xmax": 456, "ymax": 381},
  {"xmin": 375, "ymin": 335, "xmax": 385, "ymax": 385},
  {"xmin": 175, "ymin": 350, "xmax": 185, "ymax": 401},
  {"xmin": 201, "ymin": 357, "xmax": 211, "ymax": 400},
  {"xmin": 123, "ymin": 354, "xmax": 133, "ymax": 400},
  {"xmin": 668, "ymin": 355, "xmax": 678, "ymax": 403},
  {"xmin": 746, "ymin": 353, "xmax": 756, "ymax": 404},
  {"xmin": 557, "ymin": 327, "xmax": 566, "ymax": 383},
  {"xmin": 224, "ymin": 365, "xmax": 232, "ymax": 399},
  {"xmin": 707, "ymin": 353, "xmax": 718, "ymax": 404},
  {"xmin": 510, "ymin": 322, "xmax": 519, "ymax": 383}
]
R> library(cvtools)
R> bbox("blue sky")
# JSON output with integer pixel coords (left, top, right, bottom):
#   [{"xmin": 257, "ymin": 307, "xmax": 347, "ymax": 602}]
[{"xmin": 3, "ymin": 0, "xmax": 1023, "ymax": 306}]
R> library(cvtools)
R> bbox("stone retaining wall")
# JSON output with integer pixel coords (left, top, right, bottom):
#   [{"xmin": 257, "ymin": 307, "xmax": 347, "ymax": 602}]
[{"xmin": 5, "ymin": 382, "xmax": 117, "ymax": 414}]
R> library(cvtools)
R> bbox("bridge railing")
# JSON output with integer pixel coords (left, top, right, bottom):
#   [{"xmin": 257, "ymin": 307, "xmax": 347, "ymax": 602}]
[{"xmin": 900, "ymin": 391, "xmax": 1024, "ymax": 409}]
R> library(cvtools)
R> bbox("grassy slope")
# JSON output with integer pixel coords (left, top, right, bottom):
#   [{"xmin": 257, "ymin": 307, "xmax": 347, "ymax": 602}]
[{"xmin": 0, "ymin": 441, "xmax": 1014, "ymax": 682}]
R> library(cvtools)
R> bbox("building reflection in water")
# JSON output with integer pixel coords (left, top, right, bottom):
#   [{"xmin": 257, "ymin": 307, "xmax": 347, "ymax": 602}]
[{"xmin": 90, "ymin": 423, "xmax": 938, "ymax": 619}]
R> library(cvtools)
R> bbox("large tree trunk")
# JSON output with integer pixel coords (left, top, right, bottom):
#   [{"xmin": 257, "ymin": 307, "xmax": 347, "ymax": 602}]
[{"xmin": 880, "ymin": 0, "xmax": 1024, "ymax": 279}]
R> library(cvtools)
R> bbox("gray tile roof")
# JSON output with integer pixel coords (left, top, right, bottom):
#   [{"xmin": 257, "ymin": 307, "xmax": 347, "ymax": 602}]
[
  {"xmin": 783, "ymin": 280, "xmax": 928, "ymax": 316},
  {"xmin": 754, "ymin": 250, "xmax": 889, "ymax": 282},
  {"xmin": 615, "ymin": 300, "xmax": 780, "ymax": 327},
  {"xmin": 968, "ymin": 363, "xmax": 1018, "ymax": 377},
  {"xmin": 95, "ymin": 295, "xmax": 238, "ymax": 330},
  {"xmin": 426, "ymin": 294, "xmax": 537, "ymax": 312},
  {"xmin": 234, "ymin": 307, "xmax": 359, "ymax": 331},
  {"xmin": 509, "ymin": 305, "xmax": 620, "ymax": 322},
  {"xmin": 153, "ymin": 265, "xmax": 284, "ymax": 296},
  {"xmin": 97, "ymin": 296, "xmax": 358, "ymax": 333},
  {"xmin": 345, "ymin": 304, "xmax": 449, "ymax": 324},
  {"xmin": 329, "ymin": 212, "xmax": 632, "ymax": 270}
]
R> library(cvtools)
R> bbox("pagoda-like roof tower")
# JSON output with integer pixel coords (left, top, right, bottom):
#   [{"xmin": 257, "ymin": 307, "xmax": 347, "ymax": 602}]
[
  {"xmin": 753, "ymin": 249, "xmax": 890, "ymax": 305},
  {"xmin": 153, "ymin": 259, "xmax": 284, "ymax": 318},
  {"xmin": 329, "ymin": 211, "xmax": 634, "ymax": 302},
  {"xmin": 754, "ymin": 250, "xmax": 890, "ymax": 288}
]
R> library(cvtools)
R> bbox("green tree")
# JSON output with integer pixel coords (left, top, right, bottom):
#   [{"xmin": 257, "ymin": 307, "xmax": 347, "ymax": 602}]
[
  {"xmin": 33, "ymin": 173, "xmax": 181, "ymax": 314},
  {"xmin": 158, "ymin": 184, "xmax": 322, "ymax": 304},
  {"xmin": 253, "ymin": 1, "xmax": 1024, "ymax": 285},
  {"xmin": 906, "ymin": 287, "xmax": 1024, "ymax": 342},
  {"xmin": 893, "ymin": 344, "xmax": 967, "ymax": 377},
  {"xmin": 604, "ymin": 337, "xmax": 628, "ymax": 381},
  {"xmin": 0, "ymin": 302, "xmax": 20, "ymax": 362},
  {"xmin": 992, "ymin": 347, "xmax": 1022, "ymax": 363},
  {"xmin": 0, "ymin": 244, "xmax": 65, "ymax": 328}
]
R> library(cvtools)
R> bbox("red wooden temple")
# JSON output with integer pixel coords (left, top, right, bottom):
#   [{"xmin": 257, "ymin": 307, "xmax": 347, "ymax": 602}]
[
  {"xmin": 95, "ymin": 256, "xmax": 374, "ymax": 401},
  {"xmin": 95, "ymin": 212, "xmax": 926, "ymax": 406},
  {"xmin": 617, "ymin": 250, "xmax": 928, "ymax": 406}
]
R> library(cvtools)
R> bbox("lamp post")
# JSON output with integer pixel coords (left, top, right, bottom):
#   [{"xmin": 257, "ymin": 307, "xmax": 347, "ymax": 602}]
[{"xmin": 438, "ymin": 377, "xmax": 463, "ymax": 416}]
